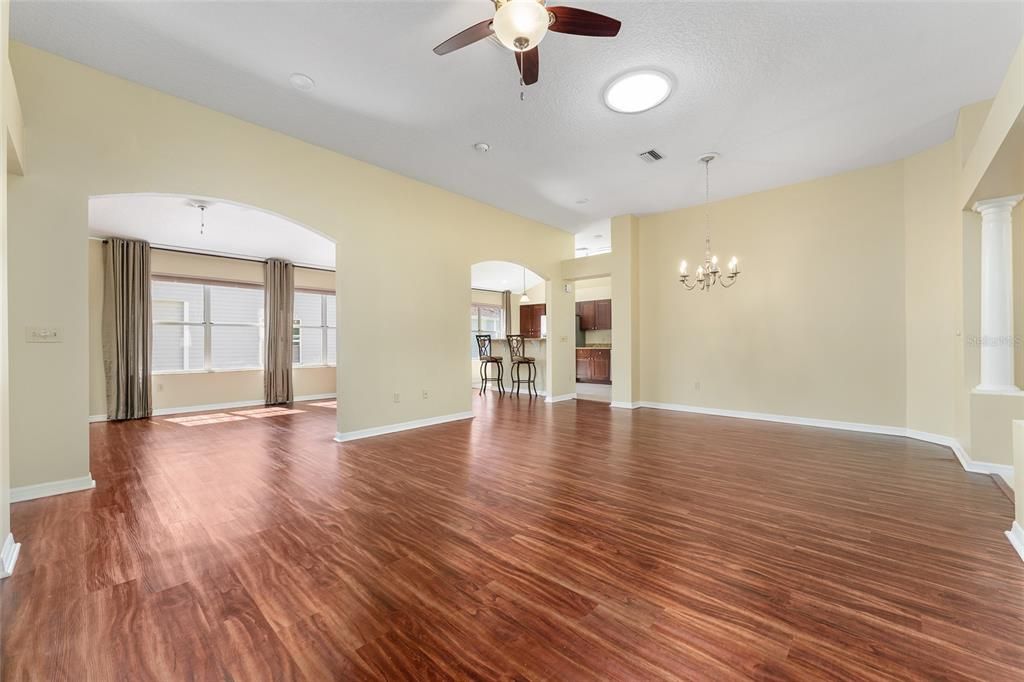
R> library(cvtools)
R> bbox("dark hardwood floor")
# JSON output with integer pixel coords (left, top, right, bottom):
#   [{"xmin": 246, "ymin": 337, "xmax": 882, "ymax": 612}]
[{"xmin": 3, "ymin": 395, "xmax": 1024, "ymax": 680}]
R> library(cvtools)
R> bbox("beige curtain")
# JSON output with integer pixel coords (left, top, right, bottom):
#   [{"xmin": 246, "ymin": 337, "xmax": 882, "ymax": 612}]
[
  {"xmin": 502, "ymin": 290, "xmax": 512, "ymax": 337},
  {"xmin": 264, "ymin": 258, "xmax": 295, "ymax": 405},
  {"xmin": 102, "ymin": 238, "xmax": 152, "ymax": 420}
]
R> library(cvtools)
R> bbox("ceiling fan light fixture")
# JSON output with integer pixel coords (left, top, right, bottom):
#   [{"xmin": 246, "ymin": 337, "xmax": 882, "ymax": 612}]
[
  {"xmin": 493, "ymin": 0, "xmax": 549, "ymax": 52},
  {"xmin": 604, "ymin": 70, "xmax": 672, "ymax": 114}
]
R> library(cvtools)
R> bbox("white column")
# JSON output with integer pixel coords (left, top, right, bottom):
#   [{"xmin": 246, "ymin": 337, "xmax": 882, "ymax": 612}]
[{"xmin": 974, "ymin": 194, "xmax": 1024, "ymax": 393}]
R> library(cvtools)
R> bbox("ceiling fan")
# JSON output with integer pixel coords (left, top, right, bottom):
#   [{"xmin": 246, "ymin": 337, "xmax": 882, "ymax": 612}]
[{"xmin": 433, "ymin": 0, "xmax": 621, "ymax": 86}]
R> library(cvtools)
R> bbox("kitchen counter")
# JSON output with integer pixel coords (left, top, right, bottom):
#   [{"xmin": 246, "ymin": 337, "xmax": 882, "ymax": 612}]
[{"xmin": 577, "ymin": 345, "xmax": 611, "ymax": 350}]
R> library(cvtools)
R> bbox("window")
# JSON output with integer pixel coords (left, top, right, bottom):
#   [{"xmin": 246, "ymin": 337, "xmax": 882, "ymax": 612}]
[
  {"xmin": 471, "ymin": 303, "xmax": 502, "ymax": 358},
  {"xmin": 152, "ymin": 279, "xmax": 264, "ymax": 372},
  {"xmin": 293, "ymin": 291, "xmax": 337, "ymax": 366}
]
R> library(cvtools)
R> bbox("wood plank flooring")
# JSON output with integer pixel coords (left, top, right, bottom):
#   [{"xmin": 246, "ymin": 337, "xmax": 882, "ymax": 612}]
[{"xmin": 3, "ymin": 395, "xmax": 1024, "ymax": 680}]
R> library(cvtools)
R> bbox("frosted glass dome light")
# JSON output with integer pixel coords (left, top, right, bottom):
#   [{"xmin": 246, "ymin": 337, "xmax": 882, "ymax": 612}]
[
  {"xmin": 493, "ymin": 0, "xmax": 550, "ymax": 52},
  {"xmin": 604, "ymin": 71, "xmax": 672, "ymax": 114}
]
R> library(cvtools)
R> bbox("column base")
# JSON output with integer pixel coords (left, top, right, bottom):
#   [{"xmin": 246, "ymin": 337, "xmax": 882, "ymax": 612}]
[{"xmin": 973, "ymin": 385, "xmax": 1023, "ymax": 395}]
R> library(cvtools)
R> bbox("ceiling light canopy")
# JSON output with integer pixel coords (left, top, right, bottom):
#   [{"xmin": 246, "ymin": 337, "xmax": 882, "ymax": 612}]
[
  {"xmin": 604, "ymin": 70, "xmax": 672, "ymax": 114},
  {"xmin": 492, "ymin": 0, "xmax": 550, "ymax": 52},
  {"xmin": 288, "ymin": 72, "xmax": 315, "ymax": 91}
]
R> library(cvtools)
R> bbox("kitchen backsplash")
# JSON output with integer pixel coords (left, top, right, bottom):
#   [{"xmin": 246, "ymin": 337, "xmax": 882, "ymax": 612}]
[{"xmin": 584, "ymin": 329, "xmax": 612, "ymax": 346}]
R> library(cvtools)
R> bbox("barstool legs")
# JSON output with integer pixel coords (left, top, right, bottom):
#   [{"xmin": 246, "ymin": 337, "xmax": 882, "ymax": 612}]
[
  {"xmin": 511, "ymin": 361, "xmax": 537, "ymax": 397},
  {"xmin": 479, "ymin": 360, "xmax": 505, "ymax": 395}
]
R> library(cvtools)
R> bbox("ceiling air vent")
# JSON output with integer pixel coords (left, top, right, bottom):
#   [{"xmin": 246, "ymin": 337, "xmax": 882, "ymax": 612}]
[{"xmin": 639, "ymin": 149, "xmax": 664, "ymax": 163}]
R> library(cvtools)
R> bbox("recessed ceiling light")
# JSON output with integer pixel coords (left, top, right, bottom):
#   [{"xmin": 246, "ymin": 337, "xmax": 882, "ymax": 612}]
[
  {"xmin": 575, "ymin": 198, "xmax": 590, "ymax": 205},
  {"xmin": 289, "ymin": 73, "xmax": 316, "ymax": 91},
  {"xmin": 473, "ymin": 142, "xmax": 491, "ymax": 153},
  {"xmin": 604, "ymin": 70, "xmax": 671, "ymax": 114},
  {"xmin": 594, "ymin": 234, "xmax": 604, "ymax": 239}
]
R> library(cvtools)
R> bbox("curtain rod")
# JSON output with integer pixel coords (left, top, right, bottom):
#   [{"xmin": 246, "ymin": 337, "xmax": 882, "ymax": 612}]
[{"xmin": 97, "ymin": 239, "xmax": 335, "ymax": 273}]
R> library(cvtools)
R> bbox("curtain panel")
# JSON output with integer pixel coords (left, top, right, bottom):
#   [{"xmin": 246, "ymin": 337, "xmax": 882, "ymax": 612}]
[
  {"xmin": 102, "ymin": 238, "xmax": 152, "ymax": 420},
  {"xmin": 264, "ymin": 258, "xmax": 295, "ymax": 405},
  {"xmin": 502, "ymin": 290, "xmax": 512, "ymax": 337}
]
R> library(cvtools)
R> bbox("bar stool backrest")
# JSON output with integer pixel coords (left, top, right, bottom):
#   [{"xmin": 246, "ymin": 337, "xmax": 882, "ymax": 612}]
[
  {"xmin": 507, "ymin": 334, "xmax": 526, "ymax": 360},
  {"xmin": 476, "ymin": 334, "xmax": 493, "ymax": 359}
]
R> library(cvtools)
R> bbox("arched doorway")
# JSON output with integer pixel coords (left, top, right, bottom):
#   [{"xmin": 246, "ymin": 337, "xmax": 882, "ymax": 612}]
[
  {"xmin": 470, "ymin": 260, "xmax": 547, "ymax": 396},
  {"xmin": 87, "ymin": 193, "xmax": 338, "ymax": 419}
]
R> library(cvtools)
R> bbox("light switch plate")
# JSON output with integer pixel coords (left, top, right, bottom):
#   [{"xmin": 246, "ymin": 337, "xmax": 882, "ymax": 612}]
[{"xmin": 26, "ymin": 327, "xmax": 63, "ymax": 343}]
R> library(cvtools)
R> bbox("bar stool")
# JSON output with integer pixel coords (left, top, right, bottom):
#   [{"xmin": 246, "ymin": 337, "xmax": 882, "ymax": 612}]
[
  {"xmin": 476, "ymin": 335, "xmax": 504, "ymax": 395},
  {"xmin": 507, "ymin": 334, "xmax": 537, "ymax": 397}
]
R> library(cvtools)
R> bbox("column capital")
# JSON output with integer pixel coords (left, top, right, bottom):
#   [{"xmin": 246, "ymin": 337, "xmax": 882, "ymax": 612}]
[{"xmin": 973, "ymin": 194, "xmax": 1024, "ymax": 216}]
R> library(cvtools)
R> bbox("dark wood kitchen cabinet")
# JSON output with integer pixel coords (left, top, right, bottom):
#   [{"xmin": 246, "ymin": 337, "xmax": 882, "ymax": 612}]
[
  {"xmin": 591, "ymin": 348, "xmax": 611, "ymax": 382},
  {"xmin": 575, "ymin": 299, "xmax": 612, "ymax": 331},
  {"xmin": 577, "ymin": 301, "xmax": 595, "ymax": 330},
  {"xmin": 595, "ymin": 299, "xmax": 612, "ymax": 330},
  {"xmin": 576, "ymin": 353, "xmax": 592, "ymax": 381},
  {"xmin": 519, "ymin": 304, "xmax": 546, "ymax": 338},
  {"xmin": 575, "ymin": 348, "xmax": 611, "ymax": 384}
]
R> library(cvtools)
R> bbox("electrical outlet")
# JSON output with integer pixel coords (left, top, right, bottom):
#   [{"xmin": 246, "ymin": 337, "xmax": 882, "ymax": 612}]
[
  {"xmin": 694, "ymin": 381, "xmax": 701, "ymax": 391},
  {"xmin": 422, "ymin": 390, "xmax": 429, "ymax": 400},
  {"xmin": 393, "ymin": 393, "xmax": 401, "ymax": 403},
  {"xmin": 156, "ymin": 383, "xmax": 164, "ymax": 393},
  {"xmin": 26, "ymin": 327, "xmax": 62, "ymax": 343}
]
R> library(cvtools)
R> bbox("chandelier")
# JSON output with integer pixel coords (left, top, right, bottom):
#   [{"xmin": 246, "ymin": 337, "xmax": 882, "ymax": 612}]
[{"xmin": 679, "ymin": 153, "xmax": 740, "ymax": 291}]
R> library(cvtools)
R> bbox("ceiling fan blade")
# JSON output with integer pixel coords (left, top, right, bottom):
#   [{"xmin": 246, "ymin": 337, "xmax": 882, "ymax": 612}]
[
  {"xmin": 547, "ymin": 5, "xmax": 621, "ymax": 37},
  {"xmin": 516, "ymin": 47, "xmax": 539, "ymax": 86},
  {"xmin": 433, "ymin": 18, "xmax": 494, "ymax": 55}
]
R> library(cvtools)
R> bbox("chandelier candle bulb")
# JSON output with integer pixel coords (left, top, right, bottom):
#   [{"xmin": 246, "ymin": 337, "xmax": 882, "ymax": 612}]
[{"xmin": 680, "ymin": 260, "xmax": 688, "ymax": 275}]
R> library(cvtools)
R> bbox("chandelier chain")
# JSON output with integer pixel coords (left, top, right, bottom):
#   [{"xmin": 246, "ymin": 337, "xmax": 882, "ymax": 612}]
[{"xmin": 704, "ymin": 157, "xmax": 712, "ymax": 257}]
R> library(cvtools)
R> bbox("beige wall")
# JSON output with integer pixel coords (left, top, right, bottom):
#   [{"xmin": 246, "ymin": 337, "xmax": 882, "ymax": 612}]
[
  {"xmin": 523, "ymin": 281, "xmax": 546, "ymax": 304},
  {"xmin": 609, "ymin": 215, "xmax": 640, "ymax": 405},
  {"xmin": 0, "ymin": 0, "xmax": 11, "ymax": 541},
  {"xmin": 636, "ymin": 161, "xmax": 908, "ymax": 427},
  {"xmin": 87, "ymin": 240, "xmax": 335, "ymax": 417},
  {"xmin": 9, "ymin": 44, "xmax": 573, "ymax": 488},
  {"xmin": 903, "ymin": 140, "xmax": 960, "ymax": 437},
  {"xmin": 574, "ymin": 277, "xmax": 611, "ymax": 302}
]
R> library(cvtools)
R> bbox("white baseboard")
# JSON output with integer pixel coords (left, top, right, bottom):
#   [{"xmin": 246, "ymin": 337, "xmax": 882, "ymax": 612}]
[
  {"xmin": 610, "ymin": 401, "xmax": 637, "ymax": 409},
  {"xmin": 11, "ymin": 475, "xmax": 97, "ymax": 503},
  {"xmin": 0, "ymin": 533, "xmax": 20, "ymax": 578},
  {"xmin": 1006, "ymin": 521, "xmax": 1024, "ymax": 564},
  {"xmin": 296, "ymin": 393, "xmax": 338, "ymax": 402},
  {"xmin": 90, "ymin": 393, "xmax": 339, "ymax": 422},
  {"xmin": 151, "ymin": 399, "xmax": 264, "ymax": 417},
  {"xmin": 335, "ymin": 411, "xmax": 474, "ymax": 443},
  {"xmin": 545, "ymin": 393, "xmax": 577, "ymax": 403},
  {"xmin": 634, "ymin": 401, "xmax": 1013, "ymax": 487},
  {"xmin": 903, "ymin": 429, "xmax": 1014, "ymax": 484}
]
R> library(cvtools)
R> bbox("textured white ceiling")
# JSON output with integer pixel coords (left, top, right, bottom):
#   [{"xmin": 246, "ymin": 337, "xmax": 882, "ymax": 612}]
[
  {"xmin": 471, "ymin": 260, "xmax": 544, "ymax": 293},
  {"xmin": 89, "ymin": 194, "xmax": 336, "ymax": 269},
  {"xmin": 14, "ymin": 1, "xmax": 1024, "ymax": 232}
]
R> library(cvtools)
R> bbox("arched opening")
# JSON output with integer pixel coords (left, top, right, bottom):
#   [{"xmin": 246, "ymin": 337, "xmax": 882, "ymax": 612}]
[
  {"xmin": 87, "ymin": 193, "xmax": 338, "ymax": 421},
  {"xmin": 470, "ymin": 260, "xmax": 547, "ymax": 396}
]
